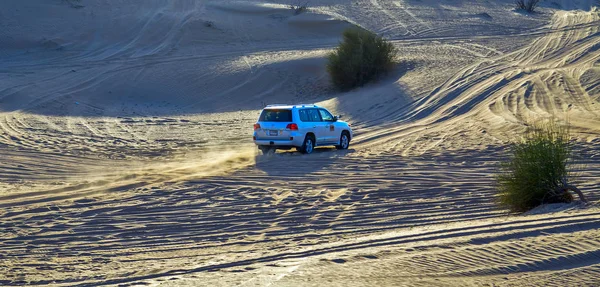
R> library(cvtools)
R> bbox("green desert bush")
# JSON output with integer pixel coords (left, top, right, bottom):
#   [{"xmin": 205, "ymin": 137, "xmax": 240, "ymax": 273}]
[
  {"xmin": 327, "ymin": 27, "xmax": 397, "ymax": 91},
  {"xmin": 515, "ymin": 0, "xmax": 541, "ymax": 13},
  {"xmin": 496, "ymin": 119, "xmax": 586, "ymax": 213}
]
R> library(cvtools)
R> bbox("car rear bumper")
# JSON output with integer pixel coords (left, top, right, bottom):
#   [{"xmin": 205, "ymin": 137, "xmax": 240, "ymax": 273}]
[
  {"xmin": 254, "ymin": 138, "xmax": 303, "ymax": 147},
  {"xmin": 254, "ymin": 129, "xmax": 305, "ymax": 147}
]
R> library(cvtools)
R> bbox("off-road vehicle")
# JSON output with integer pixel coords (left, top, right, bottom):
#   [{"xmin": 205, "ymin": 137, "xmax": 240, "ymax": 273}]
[{"xmin": 253, "ymin": 104, "xmax": 353, "ymax": 154}]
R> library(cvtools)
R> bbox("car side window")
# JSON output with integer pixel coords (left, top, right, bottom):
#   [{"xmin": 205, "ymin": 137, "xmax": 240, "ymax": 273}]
[
  {"xmin": 299, "ymin": 109, "xmax": 310, "ymax": 122},
  {"xmin": 307, "ymin": 109, "xmax": 322, "ymax": 122},
  {"xmin": 319, "ymin": 109, "xmax": 334, "ymax": 122}
]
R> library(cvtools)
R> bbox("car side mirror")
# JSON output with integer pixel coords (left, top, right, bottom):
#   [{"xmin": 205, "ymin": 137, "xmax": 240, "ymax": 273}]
[{"xmin": 333, "ymin": 116, "xmax": 338, "ymax": 122}]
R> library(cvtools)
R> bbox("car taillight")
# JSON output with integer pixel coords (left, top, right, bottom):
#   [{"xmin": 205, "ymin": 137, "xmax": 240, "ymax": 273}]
[
  {"xmin": 286, "ymin": 123, "xmax": 298, "ymax": 131},
  {"xmin": 254, "ymin": 123, "xmax": 261, "ymax": 130}
]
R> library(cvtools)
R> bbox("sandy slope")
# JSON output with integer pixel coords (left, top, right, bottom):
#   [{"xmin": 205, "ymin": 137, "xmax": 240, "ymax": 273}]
[{"xmin": 1, "ymin": 0, "xmax": 600, "ymax": 286}]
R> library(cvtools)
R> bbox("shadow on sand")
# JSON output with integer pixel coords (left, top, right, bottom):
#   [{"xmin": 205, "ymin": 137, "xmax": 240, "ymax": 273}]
[{"xmin": 254, "ymin": 147, "xmax": 356, "ymax": 176}]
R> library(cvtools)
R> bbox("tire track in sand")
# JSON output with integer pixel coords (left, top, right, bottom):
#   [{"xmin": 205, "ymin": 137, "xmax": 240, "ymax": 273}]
[{"xmin": 353, "ymin": 10, "xmax": 600, "ymax": 155}]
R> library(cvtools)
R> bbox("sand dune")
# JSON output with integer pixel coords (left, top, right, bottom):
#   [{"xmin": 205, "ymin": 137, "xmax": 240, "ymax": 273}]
[
  {"xmin": 349, "ymin": 9, "xmax": 600, "ymax": 155},
  {"xmin": 1, "ymin": 0, "xmax": 599, "ymax": 286}
]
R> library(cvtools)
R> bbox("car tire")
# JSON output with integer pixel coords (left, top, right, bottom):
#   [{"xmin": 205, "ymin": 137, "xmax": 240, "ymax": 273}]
[
  {"xmin": 300, "ymin": 135, "xmax": 315, "ymax": 154},
  {"xmin": 336, "ymin": 131, "xmax": 350, "ymax": 150}
]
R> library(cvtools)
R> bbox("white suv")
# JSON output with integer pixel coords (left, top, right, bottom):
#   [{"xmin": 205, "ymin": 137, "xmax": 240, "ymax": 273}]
[{"xmin": 253, "ymin": 104, "xmax": 353, "ymax": 154}]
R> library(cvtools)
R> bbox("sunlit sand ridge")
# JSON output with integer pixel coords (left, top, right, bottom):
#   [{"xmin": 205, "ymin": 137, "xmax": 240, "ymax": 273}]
[{"xmin": 1, "ymin": 0, "xmax": 599, "ymax": 286}]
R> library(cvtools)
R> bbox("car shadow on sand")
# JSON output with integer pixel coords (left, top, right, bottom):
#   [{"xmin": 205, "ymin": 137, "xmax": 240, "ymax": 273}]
[{"xmin": 253, "ymin": 147, "xmax": 356, "ymax": 176}]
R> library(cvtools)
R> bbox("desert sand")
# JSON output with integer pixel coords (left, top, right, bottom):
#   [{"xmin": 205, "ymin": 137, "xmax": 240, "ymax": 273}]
[{"xmin": 1, "ymin": 0, "xmax": 600, "ymax": 286}]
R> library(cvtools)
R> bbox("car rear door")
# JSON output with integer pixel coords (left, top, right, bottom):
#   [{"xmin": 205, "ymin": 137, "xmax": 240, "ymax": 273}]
[
  {"xmin": 306, "ymin": 108, "xmax": 326, "ymax": 144},
  {"xmin": 298, "ymin": 109, "xmax": 317, "ymax": 141}
]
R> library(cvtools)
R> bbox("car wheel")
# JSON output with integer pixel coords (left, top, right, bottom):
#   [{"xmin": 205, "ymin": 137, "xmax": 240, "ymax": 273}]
[
  {"xmin": 301, "ymin": 135, "xmax": 315, "ymax": 154},
  {"xmin": 336, "ymin": 132, "xmax": 350, "ymax": 150}
]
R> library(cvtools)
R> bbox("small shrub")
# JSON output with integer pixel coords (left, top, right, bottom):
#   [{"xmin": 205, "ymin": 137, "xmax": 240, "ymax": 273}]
[
  {"xmin": 327, "ymin": 27, "xmax": 397, "ymax": 90},
  {"xmin": 515, "ymin": 0, "xmax": 541, "ymax": 13},
  {"xmin": 290, "ymin": 1, "xmax": 309, "ymax": 15},
  {"xmin": 496, "ymin": 119, "xmax": 586, "ymax": 213}
]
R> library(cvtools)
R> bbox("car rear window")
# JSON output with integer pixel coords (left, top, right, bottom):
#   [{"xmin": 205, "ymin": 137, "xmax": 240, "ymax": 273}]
[{"xmin": 259, "ymin": 109, "xmax": 292, "ymax": 122}]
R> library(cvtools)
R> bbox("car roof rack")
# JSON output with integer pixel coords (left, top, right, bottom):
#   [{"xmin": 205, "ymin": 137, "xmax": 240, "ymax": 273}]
[
  {"xmin": 265, "ymin": 103, "xmax": 317, "ymax": 108},
  {"xmin": 295, "ymin": 103, "xmax": 317, "ymax": 107}
]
